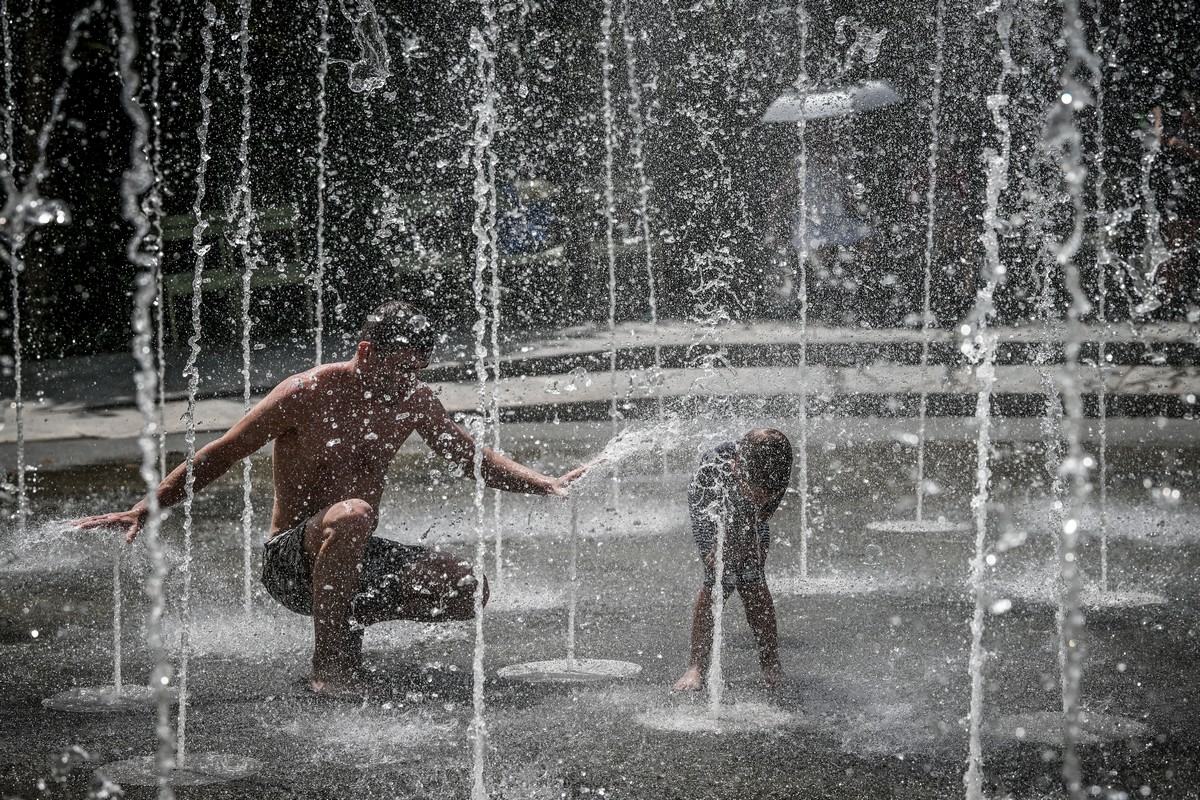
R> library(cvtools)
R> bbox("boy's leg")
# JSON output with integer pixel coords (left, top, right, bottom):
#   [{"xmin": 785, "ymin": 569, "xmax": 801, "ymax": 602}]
[
  {"xmin": 303, "ymin": 499, "xmax": 377, "ymax": 692},
  {"xmin": 673, "ymin": 584, "xmax": 734, "ymax": 691},
  {"xmin": 740, "ymin": 583, "xmax": 783, "ymax": 687}
]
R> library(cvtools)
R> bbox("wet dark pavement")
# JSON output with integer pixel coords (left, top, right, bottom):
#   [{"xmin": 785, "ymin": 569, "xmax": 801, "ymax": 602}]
[{"xmin": 2, "ymin": 427, "xmax": 1199, "ymax": 799}]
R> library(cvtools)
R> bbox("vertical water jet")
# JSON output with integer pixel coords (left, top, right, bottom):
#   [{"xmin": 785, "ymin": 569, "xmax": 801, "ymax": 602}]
[
  {"xmin": 313, "ymin": 0, "xmax": 330, "ymax": 366},
  {"xmin": 914, "ymin": 0, "xmax": 946, "ymax": 525},
  {"xmin": 617, "ymin": 0, "xmax": 663, "ymax": 443},
  {"xmin": 794, "ymin": 0, "xmax": 811, "ymax": 579},
  {"xmin": 175, "ymin": 0, "xmax": 216, "ymax": 768},
  {"xmin": 468, "ymin": 0, "xmax": 501, "ymax": 793},
  {"xmin": 965, "ymin": 5, "xmax": 1015, "ymax": 796},
  {"xmin": 114, "ymin": 0, "xmax": 176, "ymax": 793},
  {"xmin": 233, "ymin": 0, "xmax": 256, "ymax": 613},
  {"xmin": 1047, "ymin": 0, "xmax": 1099, "ymax": 794},
  {"xmin": 600, "ymin": 0, "xmax": 620, "ymax": 507},
  {"xmin": 146, "ymin": 0, "xmax": 166, "ymax": 481}
]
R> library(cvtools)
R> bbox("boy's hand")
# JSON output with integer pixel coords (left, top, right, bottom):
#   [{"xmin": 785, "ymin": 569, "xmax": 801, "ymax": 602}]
[{"xmin": 73, "ymin": 505, "xmax": 147, "ymax": 544}]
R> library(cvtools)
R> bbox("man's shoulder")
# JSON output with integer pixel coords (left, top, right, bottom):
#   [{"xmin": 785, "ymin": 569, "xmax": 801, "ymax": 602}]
[
  {"xmin": 257, "ymin": 363, "xmax": 348, "ymax": 420},
  {"xmin": 273, "ymin": 362, "xmax": 347, "ymax": 395}
]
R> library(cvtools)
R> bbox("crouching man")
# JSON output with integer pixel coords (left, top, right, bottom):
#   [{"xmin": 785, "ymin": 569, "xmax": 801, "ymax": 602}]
[{"xmin": 76, "ymin": 301, "xmax": 584, "ymax": 696}]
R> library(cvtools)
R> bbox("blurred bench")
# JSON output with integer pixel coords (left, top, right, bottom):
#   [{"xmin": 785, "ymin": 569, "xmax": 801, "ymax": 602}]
[{"xmin": 159, "ymin": 204, "xmax": 313, "ymax": 344}]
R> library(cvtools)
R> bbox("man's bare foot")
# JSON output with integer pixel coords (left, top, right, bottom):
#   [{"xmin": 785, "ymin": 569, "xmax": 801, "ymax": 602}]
[
  {"xmin": 672, "ymin": 666, "xmax": 705, "ymax": 692},
  {"xmin": 309, "ymin": 654, "xmax": 367, "ymax": 699},
  {"xmin": 762, "ymin": 664, "xmax": 783, "ymax": 688}
]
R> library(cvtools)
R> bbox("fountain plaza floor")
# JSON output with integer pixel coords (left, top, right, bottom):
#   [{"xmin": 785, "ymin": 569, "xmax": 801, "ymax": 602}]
[{"xmin": 0, "ymin": 320, "xmax": 1197, "ymax": 799}]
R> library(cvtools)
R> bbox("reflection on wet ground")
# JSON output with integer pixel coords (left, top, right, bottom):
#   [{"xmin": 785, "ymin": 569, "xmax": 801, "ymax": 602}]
[{"xmin": 2, "ymin": 422, "xmax": 1198, "ymax": 799}]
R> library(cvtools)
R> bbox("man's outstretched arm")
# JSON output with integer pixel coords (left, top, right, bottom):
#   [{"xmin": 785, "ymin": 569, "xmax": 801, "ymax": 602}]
[
  {"xmin": 73, "ymin": 378, "xmax": 303, "ymax": 541},
  {"xmin": 411, "ymin": 386, "xmax": 586, "ymax": 496}
]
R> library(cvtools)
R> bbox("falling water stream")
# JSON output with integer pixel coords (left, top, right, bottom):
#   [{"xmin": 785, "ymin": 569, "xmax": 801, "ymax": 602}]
[
  {"xmin": 914, "ymin": 0, "xmax": 947, "ymax": 524},
  {"xmin": 1048, "ymin": 0, "xmax": 1099, "ymax": 794},
  {"xmin": 1088, "ymin": 0, "xmax": 1112, "ymax": 593},
  {"xmin": 964, "ymin": 7, "xmax": 1014, "ymax": 797},
  {"xmin": 565, "ymin": 498, "xmax": 579, "ymax": 663},
  {"xmin": 1, "ymin": 0, "xmax": 25, "ymax": 541},
  {"xmin": 794, "ymin": 0, "xmax": 811, "ymax": 579},
  {"xmin": 234, "ymin": 0, "xmax": 256, "ymax": 614},
  {"xmin": 706, "ymin": 492, "xmax": 726, "ymax": 716},
  {"xmin": 488, "ymin": 108, "xmax": 502, "ymax": 591},
  {"xmin": 617, "ymin": 0, "xmax": 663, "ymax": 440},
  {"xmin": 111, "ymin": 535, "xmax": 123, "ymax": 692},
  {"xmin": 14, "ymin": 3, "xmax": 142, "ymax": 711},
  {"xmin": 600, "ymin": 0, "xmax": 620, "ymax": 508},
  {"xmin": 313, "ymin": 0, "xmax": 330, "ymax": 366},
  {"xmin": 175, "ymin": 1, "xmax": 216, "ymax": 769},
  {"xmin": 115, "ymin": 0, "xmax": 176, "ymax": 793},
  {"xmin": 468, "ymin": 0, "xmax": 502, "ymax": 794},
  {"xmin": 146, "ymin": 0, "xmax": 166, "ymax": 482}
]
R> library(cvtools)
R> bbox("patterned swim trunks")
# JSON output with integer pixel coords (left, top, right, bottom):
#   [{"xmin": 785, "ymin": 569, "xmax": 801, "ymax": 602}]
[{"xmin": 260, "ymin": 520, "xmax": 430, "ymax": 623}]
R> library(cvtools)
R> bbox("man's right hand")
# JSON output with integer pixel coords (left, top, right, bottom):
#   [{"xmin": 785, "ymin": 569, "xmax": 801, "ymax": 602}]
[{"xmin": 73, "ymin": 505, "xmax": 148, "ymax": 543}]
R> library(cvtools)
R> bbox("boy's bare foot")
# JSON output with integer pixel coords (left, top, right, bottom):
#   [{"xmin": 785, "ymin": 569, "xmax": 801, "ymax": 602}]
[
  {"xmin": 672, "ymin": 666, "xmax": 705, "ymax": 692},
  {"xmin": 762, "ymin": 664, "xmax": 783, "ymax": 688}
]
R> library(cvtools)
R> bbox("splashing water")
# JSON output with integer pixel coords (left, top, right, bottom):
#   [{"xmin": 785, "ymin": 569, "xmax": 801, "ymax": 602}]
[
  {"xmin": 336, "ymin": 0, "xmax": 392, "ymax": 93},
  {"xmin": 0, "ymin": 1, "xmax": 97, "ymax": 534}
]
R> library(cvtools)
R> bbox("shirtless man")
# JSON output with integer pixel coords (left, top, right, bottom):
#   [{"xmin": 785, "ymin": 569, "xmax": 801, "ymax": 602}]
[{"xmin": 75, "ymin": 300, "xmax": 582, "ymax": 695}]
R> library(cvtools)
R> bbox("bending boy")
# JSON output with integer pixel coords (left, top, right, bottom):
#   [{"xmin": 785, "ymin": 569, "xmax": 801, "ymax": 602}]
[
  {"xmin": 76, "ymin": 301, "xmax": 583, "ymax": 696},
  {"xmin": 673, "ymin": 428, "xmax": 793, "ymax": 691}
]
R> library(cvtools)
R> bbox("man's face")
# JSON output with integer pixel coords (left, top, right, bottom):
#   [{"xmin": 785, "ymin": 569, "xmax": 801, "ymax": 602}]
[{"xmin": 381, "ymin": 346, "xmax": 431, "ymax": 373}]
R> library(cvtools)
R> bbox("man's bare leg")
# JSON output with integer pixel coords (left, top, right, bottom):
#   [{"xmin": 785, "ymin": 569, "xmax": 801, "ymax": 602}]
[
  {"xmin": 740, "ymin": 583, "xmax": 783, "ymax": 687},
  {"xmin": 304, "ymin": 499, "xmax": 375, "ymax": 695},
  {"xmin": 673, "ymin": 585, "xmax": 733, "ymax": 691}
]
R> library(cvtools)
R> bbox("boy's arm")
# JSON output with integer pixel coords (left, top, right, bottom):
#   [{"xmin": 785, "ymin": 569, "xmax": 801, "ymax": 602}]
[
  {"xmin": 758, "ymin": 489, "xmax": 786, "ymax": 523},
  {"xmin": 74, "ymin": 377, "xmax": 304, "ymax": 541},
  {"xmin": 410, "ymin": 386, "xmax": 569, "ymax": 497}
]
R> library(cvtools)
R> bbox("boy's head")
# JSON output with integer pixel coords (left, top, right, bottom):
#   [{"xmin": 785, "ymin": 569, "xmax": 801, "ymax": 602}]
[
  {"xmin": 359, "ymin": 300, "xmax": 436, "ymax": 358},
  {"xmin": 736, "ymin": 428, "xmax": 793, "ymax": 495}
]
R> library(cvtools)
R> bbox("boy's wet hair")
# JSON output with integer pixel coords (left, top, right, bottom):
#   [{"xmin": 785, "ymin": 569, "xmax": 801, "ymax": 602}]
[
  {"xmin": 359, "ymin": 300, "xmax": 436, "ymax": 357},
  {"xmin": 736, "ymin": 428, "xmax": 793, "ymax": 494}
]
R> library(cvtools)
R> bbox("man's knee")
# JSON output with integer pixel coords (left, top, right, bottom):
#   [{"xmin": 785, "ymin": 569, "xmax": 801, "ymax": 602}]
[{"xmin": 318, "ymin": 499, "xmax": 376, "ymax": 550}]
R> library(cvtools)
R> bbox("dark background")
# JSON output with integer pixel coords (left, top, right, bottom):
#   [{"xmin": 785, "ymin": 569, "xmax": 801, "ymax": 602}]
[{"xmin": 0, "ymin": 0, "xmax": 1196, "ymax": 362}]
